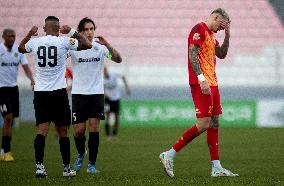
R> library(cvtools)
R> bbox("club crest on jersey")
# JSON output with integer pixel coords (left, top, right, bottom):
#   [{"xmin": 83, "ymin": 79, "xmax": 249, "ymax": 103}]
[
  {"xmin": 69, "ymin": 38, "xmax": 75, "ymax": 45},
  {"xmin": 195, "ymin": 108, "xmax": 201, "ymax": 114},
  {"xmin": 193, "ymin": 33, "xmax": 200, "ymax": 40},
  {"xmin": 14, "ymin": 53, "xmax": 18, "ymax": 58}
]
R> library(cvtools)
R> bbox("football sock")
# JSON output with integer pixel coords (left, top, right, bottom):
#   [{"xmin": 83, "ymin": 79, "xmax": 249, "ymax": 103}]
[
  {"xmin": 1, "ymin": 136, "xmax": 11, "ymax": 153},
  {"xmin": 74, "ymin": 135, "xmax": 86, "ymax": 156},
  {"xmin": 167, "ymin": 148, "xmax": 176, "ymax": 158},
  {"xmin": 34, "ymin": 134, "xmax": 45, "ymax": 164},
  {"xmin": 207, "ymin": 128, "xmax": 219, "ymax": 161},
  {"xmin": 173, "ymin": 125, "xmax": 200, "ymax": 152},
  {"xmin": 212, "ymin": 160, "xmax": 222, "ymax": 169},
  {"xmin": 59, "ymin": 137, "xmax": 70, "ymax": 166},
  {"xmin": 112, "ymin": 127, "xmax": 118, "ymax": 136},
  {"xmin": 88, "ymin": 132, "xmax": 99, "ymax": 165},
  {"xmin": 105, "ymin": 123, "xmax": 110, "ymax": 136}
]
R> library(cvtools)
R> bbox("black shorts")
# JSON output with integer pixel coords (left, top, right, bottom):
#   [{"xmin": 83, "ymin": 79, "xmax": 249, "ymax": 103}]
[
  {"xmin": 0, "ymin": 86, "xmax": 19, "ymax": 118},
  {"xmin": 33, "ymin": 88, "xmax": 71, "ymax": 126},
  {"xmin": 72, "ymin": 94, "xmax": 105, "ymax": 124},
  {"xmin": 105, "ymin": 97, "xmax": 120, "ymax": 114}
]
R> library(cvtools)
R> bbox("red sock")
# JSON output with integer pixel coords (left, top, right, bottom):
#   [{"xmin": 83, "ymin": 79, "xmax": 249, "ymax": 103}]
[
  {"xmin": 207, "ymin": 127, "xmax": 219, "ymax": 160},
  {"xmin": 173, "ymin": 125, "xmax": 200, "ymax": 152}
]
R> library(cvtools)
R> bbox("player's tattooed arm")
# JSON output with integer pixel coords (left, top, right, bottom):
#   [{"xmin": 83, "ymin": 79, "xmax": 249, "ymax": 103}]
[
  {"xmin": 96, "ymin": 36, "xmax": 122, "ymax": 63},
  {"xmin": 189, "ymin": 44, "xmax": 202, "ymax": 75},
  {"xmin": 18, "ymin": 26, "xmax": 38, "ymax": 53},
  {"xmin": 216, "ymin": 20, "xmax": 230, "ymax": 59},
  {"xmin": 190, "ymin": 44, "xmax": 211, "ymax": 95}
]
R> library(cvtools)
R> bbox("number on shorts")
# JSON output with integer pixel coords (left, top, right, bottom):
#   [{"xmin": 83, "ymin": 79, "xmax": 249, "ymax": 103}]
[
  {"xmin": 208, "ymin": 106, "xmax": 213, "ymax": 114},
  {"xmin": 73, "ymin": 113, "xmax": 77, "ymax": 121},
  {"xmin": 0, "ymin": 104, "xmax": 7, "ymax": 113}
]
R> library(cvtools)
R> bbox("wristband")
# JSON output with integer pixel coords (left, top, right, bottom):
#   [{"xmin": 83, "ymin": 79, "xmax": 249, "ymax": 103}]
[
  {"xmin": 68, "ymin": 29, "xmax": 76, "ymax": 36},
  {"xmin": 197, "ymin": 74, "xmax": 205, "ymax": 82},
  {"xmin": 68, "ymin": 28, "xmax": 79, "ymax": 39}
]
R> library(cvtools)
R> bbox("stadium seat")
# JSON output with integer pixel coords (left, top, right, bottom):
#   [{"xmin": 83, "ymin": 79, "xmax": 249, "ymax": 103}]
[{"xmin": 0, "ymin": 0, "xmax": 283, "ymax": 86}]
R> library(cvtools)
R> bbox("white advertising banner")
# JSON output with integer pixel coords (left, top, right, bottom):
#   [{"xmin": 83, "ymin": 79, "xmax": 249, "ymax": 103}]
[{"xmin": 257, "ymin": 100, "xmax": 284, "ymax": 127}]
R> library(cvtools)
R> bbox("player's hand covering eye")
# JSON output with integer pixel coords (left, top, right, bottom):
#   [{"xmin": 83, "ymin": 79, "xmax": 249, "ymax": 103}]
[
  {"xmin": 220, "ymin": 21, "xmax": 229, "ymax": 29},
  {"xmin": 220, "ymin": 20, "xmax": 230, "ymax": 35}
]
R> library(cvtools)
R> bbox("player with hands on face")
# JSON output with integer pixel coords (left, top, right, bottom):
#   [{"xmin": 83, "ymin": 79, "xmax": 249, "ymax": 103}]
[
  {"xmin": 65, "ymin": 17, "xmax": 122, "ymax": 174},
  {"xmin": 159, "ymin": 8, "xmax": 238, "ymax": 178}
]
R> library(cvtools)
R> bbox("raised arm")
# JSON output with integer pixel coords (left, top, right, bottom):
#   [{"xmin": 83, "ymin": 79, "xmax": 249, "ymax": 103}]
[
  {"xmin": 189, "ymin": 44, "xmax": 210, "ymax": 95},
  {"xmin": 60, "ymin": 25, "xmax": 92, "ymax": 51},
  {"xmin": 96, "ymin": 36, "xmax": 122, "ymax": 63},
  {"xmin": 215, "ymin": 20, "xmax": 230, "ymax": 59},
  {"xmin": 18, "ymin": 26, "xmax": 38, "ymax": 53}
]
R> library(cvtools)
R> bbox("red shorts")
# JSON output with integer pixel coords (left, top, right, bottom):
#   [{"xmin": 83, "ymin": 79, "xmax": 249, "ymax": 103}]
[{"xmin": 190, "ymin": 84, "xmax": 222, "ymax": 118}]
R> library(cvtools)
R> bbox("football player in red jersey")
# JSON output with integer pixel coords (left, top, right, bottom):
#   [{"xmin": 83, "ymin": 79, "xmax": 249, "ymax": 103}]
[{"xmin": 160, "ymin": 8, "xmax": 239, "ymax": 178}]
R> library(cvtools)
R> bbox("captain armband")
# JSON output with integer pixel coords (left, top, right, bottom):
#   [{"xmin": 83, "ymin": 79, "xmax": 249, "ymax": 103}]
[{"xmin": 106, "ymin": 52, "xmax": 112, "ymax": 60}]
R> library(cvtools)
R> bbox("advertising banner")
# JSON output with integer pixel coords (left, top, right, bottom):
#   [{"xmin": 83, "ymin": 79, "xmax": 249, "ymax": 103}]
[
  {"xmin": 120, "ymin": 100, "xmax": 256, "ymax": 127},
  {"xmin": 257, "ymin": 100, "xmax": 284, "ymax": 127}
]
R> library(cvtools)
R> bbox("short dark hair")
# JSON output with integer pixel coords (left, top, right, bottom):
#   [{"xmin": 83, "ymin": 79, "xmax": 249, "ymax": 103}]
[
  {"xmin": 211, "ymin": 8, "xmax": 230, "ymax": 22},
  {"xmin": 3, "ymin": 28, "xmax": 15, "ymax": 35},
  {"xmin": 45, "ymin": 16, "xmax": 59, "ymax": 22},
  {"xmin": 77, "ymin": 17, "xmax": 96, "ymax": 32}
]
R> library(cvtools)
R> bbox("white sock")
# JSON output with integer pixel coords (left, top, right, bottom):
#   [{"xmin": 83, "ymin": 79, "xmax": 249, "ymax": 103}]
[
  {"xmin": 167, "ymin": 148, "xmax": 176, "ymax": 158},
  {"xmin": 212, "ymin": 160, "xmax": 222, "ymax": 169}
]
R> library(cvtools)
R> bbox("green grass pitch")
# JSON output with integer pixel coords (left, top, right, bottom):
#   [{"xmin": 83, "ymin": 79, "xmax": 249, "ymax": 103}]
[{"xmin": 0, "ymin": 125, "xmax": 283, "ymax": 186}]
